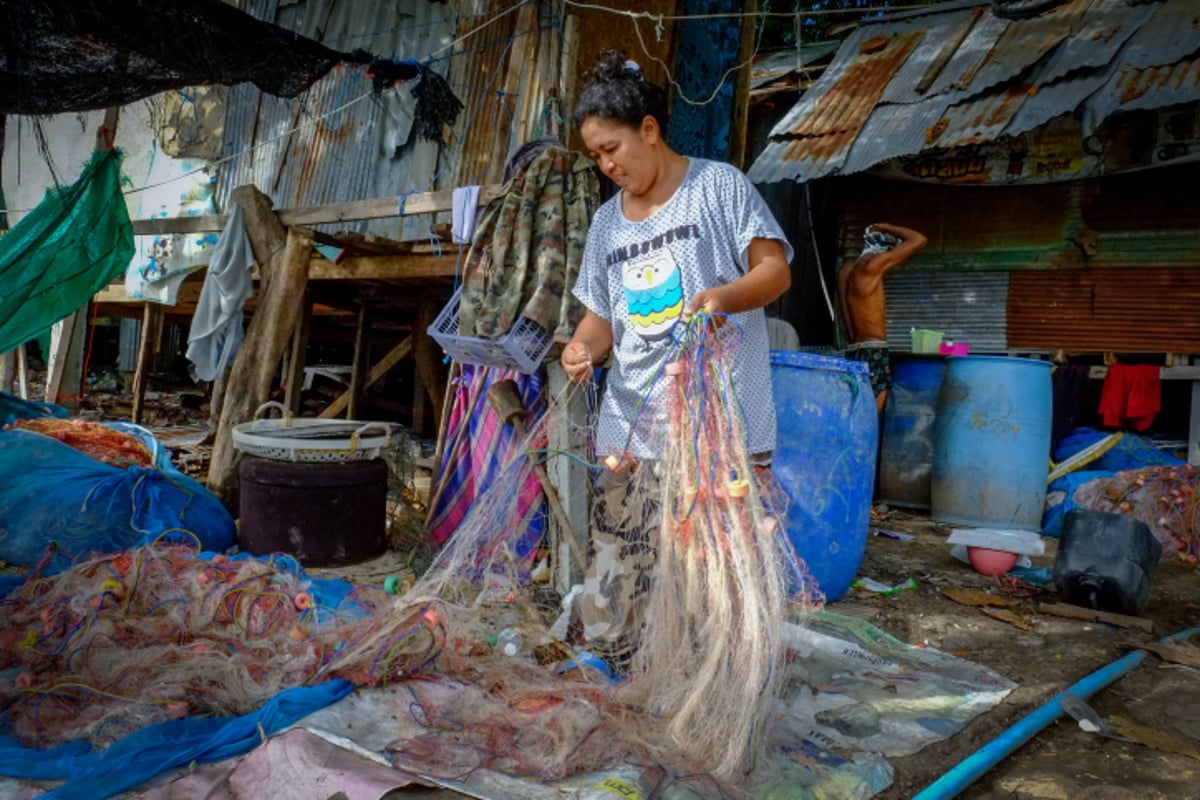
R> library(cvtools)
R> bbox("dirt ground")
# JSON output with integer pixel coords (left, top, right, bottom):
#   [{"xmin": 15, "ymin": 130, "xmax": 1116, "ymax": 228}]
[{"xmin": 849, "ymin": 508, "xmax": 1200, "ymax": 800}]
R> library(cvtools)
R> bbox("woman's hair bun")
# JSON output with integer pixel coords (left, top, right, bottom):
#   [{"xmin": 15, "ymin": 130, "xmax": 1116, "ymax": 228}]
[{"xmin": 590, "ymin": 50, "xmax": 641, "ymax": 82}]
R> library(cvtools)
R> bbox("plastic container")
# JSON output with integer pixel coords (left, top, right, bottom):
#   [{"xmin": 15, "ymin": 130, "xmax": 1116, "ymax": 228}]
[
  {"xmin": 939, "ymin": 341, "xmax": 970, "ymax": 356},
  {"xmin": 496, "ymin": 627, "xmax": 525, "ymax": 657},
  {"xmin": 238, "ymin": 456, "xmax": 388, "ymax": 566},
  {"xmin": 879, "ymin": 356, "xmax": 944, "ymax": 510},
  {"xmin": 1054, "ymin": 509, "xmax": 1160, "ymax": 616},
  {"xmin": 770, "ymin": 351, "xmax": 879, "ymax": 602},
  {"xmin": 911, "ymin": 329, "xmax": 944, "ymax": 354},
  {"xmin": 931, "ymin": 356, "xmax": 1052, "ymax": 532},
  {"xmin": 428, "ymin": 288, "xmax": 552, "ymax": 374}
]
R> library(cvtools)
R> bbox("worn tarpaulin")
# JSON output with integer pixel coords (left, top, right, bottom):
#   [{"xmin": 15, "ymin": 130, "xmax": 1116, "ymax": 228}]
[
  {"xmin": 0, "ymin": 680, "xmax": 353, "ymax": 799},
  {"xmin": 186, "ymin": 204, "xmax": 255, "ymax": 382},
  {"xmin": 457, "ymin": 147, "xmax": 600, "ymax": 345},
  {"xmin": 0, "ymin": 148, "xmax": 133, "ymax": 356}
]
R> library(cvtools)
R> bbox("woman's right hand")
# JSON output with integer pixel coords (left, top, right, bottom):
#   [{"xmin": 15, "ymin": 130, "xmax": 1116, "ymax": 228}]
[{"xmin": 561, "ymin": 341, "xmax": 594, "ymax": 383}]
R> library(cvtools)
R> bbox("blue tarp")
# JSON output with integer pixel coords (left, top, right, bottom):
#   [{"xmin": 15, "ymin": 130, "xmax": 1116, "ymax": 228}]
[
  {"xmin": 0, "ymin": 424, "xmax": 235, "ymax": 570},
  {"xmin": 0, "ymin": 391, "xmax": 67, "ymax": 428},
  {"xmin": 0, "ymin": 680, "xmax": 354, "ymax": 799}
]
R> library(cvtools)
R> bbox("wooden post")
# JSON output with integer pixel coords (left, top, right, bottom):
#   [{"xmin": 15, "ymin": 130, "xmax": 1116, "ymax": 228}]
[
  {"xmin": 284, "ymin": 290, "xmax": 312, "ymax": 415},
  {"xmin": 130, "ymin": 302, "xmax": 163, "ymax": 424},
  {"xmin": 15, "ymin": 345, "xmax": 28, "ymax": 400},
  {"xmin": 207, "ymin": 225, "xmax": 313, "ymax": 508},
  {"xmin": 348, "ymin": 301, "xmax": 370, "ymax": 420},
  {"xmin": 547, "ymin": 362, "xmax": 589, "ymax": 590},
  {"xmin": 44, "ymin": 308, "xmax": 88, "ymax": 411},
  {"xmin": 0, "ymin": 350, "xmax": 14, "ymax": 396},
  {"xmin": 727, "ymin": 0, "xmax": 757, "ymax": 171}
]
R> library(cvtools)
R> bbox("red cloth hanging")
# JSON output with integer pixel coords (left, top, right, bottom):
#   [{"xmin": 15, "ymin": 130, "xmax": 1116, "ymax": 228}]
[{"xmin": 1098, "ymin": 363, "xmax": 1161, "ymax": 431}]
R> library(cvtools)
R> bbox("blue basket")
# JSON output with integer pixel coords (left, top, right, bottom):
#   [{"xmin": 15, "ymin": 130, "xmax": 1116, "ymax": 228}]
[{"xmin": 428, "ymin": 288, "xmax": 552, "ymax": 375}]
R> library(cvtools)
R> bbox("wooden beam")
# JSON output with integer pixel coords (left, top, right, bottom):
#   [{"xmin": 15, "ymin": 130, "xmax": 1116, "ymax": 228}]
[
  {"xmin": 232, "ymin": 185, "xmax": 287, "ymax": 297},
  {"xmin": 207, "ymin": 226, "xmax": 313, "ymax": 508},
  {"xmin": 307, "ymin": 253, "xmax": 461, "ymax": 280},
  {"xmin": 414, "ymin": 293, "xmax": 447, "ymax": 435},
  {"xmin": 130, "ymin": 302, "xmax": 164, "ymax": 424},
  {"xmin": 44, "ymin": 308, "xmax": 87, "ymax": 410},
  {"xmin": 318, "ymin": 336, "xmax": 413, "ymax": 420},
  {"xmin": 727, "ymin": 0, "xmax": 757, "ymax": 170},
  {"xmin": 129, "ymin": 186, "xmax": 500, "ymax": 236},
  {"xmin": 490, "ymin": 2, "xmax": 538, "ymax": 182},
  {"xmin": 348, "ymin": 302, "xmax": 370, "ymax": 420}
]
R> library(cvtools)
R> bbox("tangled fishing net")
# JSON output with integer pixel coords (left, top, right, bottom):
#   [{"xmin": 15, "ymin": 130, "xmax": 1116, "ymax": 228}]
[
  {"xmin": 1, "ymin": 312, "xmax": 817, "ymax": 789},
  {"xmin": 10, "ymin": 418, "xmax": 153, "ymax": 468},
  {"xmin": 1071, "ymin": 464, "xmax": 1200, "ymax": 563}
]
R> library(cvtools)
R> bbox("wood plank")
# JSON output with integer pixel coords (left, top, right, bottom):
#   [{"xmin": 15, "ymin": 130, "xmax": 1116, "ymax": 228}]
[
  {"xmin": 15, "ymin": 345, "xmax": 28, "ymax": 400},
  {"xmin": 307, "ymin": 253, "xmax": 461, "ymax": 280},
  {"xmin": 0, "ymin": 350, "xmax": 14, "ymax": 396},
  {"xmin": 727, "ymin": 0, "xmax": 757, "ymax": 171},
  {"xmin": 318, "ymin": 336, "xmax": 413, "ymax": 420},
  {"xmin": 1037, "ymin": 601, "xmax": 1155, "ymax": 633},
  {"xmin": 128, "ymin": 186, "xmax": 500, "ymax": 236}
]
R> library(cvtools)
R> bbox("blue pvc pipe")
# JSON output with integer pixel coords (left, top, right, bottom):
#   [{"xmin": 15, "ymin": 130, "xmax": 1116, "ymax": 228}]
[{"xmin": 913, "ymin": 626, "xmax": 1200, "ymax": 800}]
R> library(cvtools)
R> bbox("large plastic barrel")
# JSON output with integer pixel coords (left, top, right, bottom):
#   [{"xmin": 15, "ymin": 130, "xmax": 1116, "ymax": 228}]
[
  {"xmin": 879, "ymin": 356, "xmax": 945, "ymax": 510},
  {"xmin": 931, "ymin": 356, "xmax": 1052, "ymax": 531},
  {"xmin": 770, "ymin": 351, "xmax": 878, "ymax": 602}
]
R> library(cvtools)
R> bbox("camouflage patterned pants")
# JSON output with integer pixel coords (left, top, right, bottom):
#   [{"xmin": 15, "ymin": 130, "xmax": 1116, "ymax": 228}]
[{"xmin": 579, "ymin": 463, "xmax": 661, "ymax": 653}]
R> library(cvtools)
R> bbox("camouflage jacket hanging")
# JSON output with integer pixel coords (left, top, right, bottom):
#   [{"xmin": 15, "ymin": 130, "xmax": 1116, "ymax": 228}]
[{"xmin": 457, "ymin": 146, "xmax": 600, "ymax": 345}]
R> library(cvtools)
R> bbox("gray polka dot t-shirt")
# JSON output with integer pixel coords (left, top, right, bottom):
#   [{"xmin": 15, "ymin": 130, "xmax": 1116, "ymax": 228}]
[{"xmin": 573, "ymin": 158, "xmax": 794, "ymax": 460}]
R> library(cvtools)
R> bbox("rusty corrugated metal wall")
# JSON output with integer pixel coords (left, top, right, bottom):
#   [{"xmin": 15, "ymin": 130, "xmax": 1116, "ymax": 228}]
[{"xmin": 1008, "ymin": 267, "xmax": 1200, "ymax": 352}]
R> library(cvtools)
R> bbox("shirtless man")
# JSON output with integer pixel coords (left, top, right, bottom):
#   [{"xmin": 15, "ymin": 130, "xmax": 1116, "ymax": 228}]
[{"xmin": 837, "ymin": 223, "xmax": 928, "ymax": 414}]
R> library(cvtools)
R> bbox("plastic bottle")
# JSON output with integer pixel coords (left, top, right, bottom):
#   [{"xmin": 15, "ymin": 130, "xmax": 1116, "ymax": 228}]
[{"xmin": 496, "ymin": 627, "xmax": 524, "ymax": 657}]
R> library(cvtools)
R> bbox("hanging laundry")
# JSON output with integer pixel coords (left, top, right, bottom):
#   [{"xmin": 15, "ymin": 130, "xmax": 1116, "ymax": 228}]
[
  {"xmin": 457, "ymin": 145, "xmax": 601, "ymax": 345},
  {"xmin": 1098, "ymin": 363, "xmax": 1161, "ymax": 431},
  {"xmin": 186, "ymin": 204, "xmax": 255, "ymax": 382},
  {"xmin": 451, "ymin": 184, "xmax": 481, "ymax": 245}
]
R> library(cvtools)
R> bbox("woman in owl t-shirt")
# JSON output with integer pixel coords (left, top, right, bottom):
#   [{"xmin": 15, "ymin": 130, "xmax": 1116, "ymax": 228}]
[{"xmin": 560, "ymin": 50, "xmax": 794, "ymax": 667}]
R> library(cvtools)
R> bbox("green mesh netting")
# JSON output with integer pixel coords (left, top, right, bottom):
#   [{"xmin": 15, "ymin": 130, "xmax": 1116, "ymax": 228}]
[{"xmin": 0, "ymin": 148, "xmax": 133, "ymax": 355}]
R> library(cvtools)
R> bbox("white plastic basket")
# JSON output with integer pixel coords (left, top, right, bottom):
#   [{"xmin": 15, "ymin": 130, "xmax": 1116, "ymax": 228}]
[
  {"xmin": 428, "ymin": 288, "xmax": 552, "ymax": 374},
  {"xmin": 232, "ymin": 403, "xmax": 402, "ymax": 463}
]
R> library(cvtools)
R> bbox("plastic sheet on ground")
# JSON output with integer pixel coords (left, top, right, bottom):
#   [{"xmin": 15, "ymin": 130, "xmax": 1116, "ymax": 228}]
[{"xmin": 779, "ymin": 611, "xmax": 1016, "ymax": 759}]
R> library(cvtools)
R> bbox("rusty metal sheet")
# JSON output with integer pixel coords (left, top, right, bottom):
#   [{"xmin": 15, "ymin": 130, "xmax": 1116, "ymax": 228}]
[
  {"xmin": 1088, "ymin": 53, "xmax": 1200, "ymax": 133},
  {"xmin": 748, "ymin": 27, "xmax": 925, "ymax": 183},
  {"xmin": 218, "ymin": 0, "xmax": 454, "ymax": 241},
  {"xmin": 1008, "ymin": 268, "xmax": 1200, "ymax": 353},
  {"xmin": 1038, "ymin": 0, "xmax": 1158, "ymax": 84},
  {"xmin": 751, "ymin": 43, "xmax": 842, "ymax": 90}
]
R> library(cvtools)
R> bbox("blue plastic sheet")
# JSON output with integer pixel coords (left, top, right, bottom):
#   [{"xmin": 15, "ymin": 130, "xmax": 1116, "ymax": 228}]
[
  {"xmin": 0, "ymin": 425, "xmax": 235, "ymax": 569},
  {"xmin": 0, "ymin": 680, "xmax": 354, "ymax": 799},
  {"xmin": 1055, "ymin": 428, "xmax": 1183, "ymax": 473},
  {"xmin": 1043, "ymin": 470, "xmax": 1113, "ymax": 537},
  {"xmin": 0, "ymin": 390, "xmax": 67, "ymax": 428}
]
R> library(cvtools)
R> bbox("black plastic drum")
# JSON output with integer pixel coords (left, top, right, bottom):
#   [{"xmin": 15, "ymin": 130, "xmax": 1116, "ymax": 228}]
[{"xmin": 238, "ymin": 456, "xmax": 388, "ymax": 566}]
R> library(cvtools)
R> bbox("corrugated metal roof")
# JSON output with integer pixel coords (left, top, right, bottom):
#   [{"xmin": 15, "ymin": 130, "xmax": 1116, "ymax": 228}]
[
  {"xmin": 751, "ymin": 43, "xmax": 842, "ymax": 90},
  {"xmin": 217, "ymin": 0, "xmax": 455, "ymax": 241},
  {"xmin": 750, "ymin": 0, "xmax": 1200, "ymax": 185},
  {"xmin": 1008, "ymin": 267, "xmax": 1200, "ymax": 352},
  {"xmin": 884, "ymin": 271, "xmax": 1009, "ymax": 354}
]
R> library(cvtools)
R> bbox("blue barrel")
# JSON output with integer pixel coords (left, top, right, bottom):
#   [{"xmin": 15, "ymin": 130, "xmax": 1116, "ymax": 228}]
[
  {"xmin": 880, "ymin": 357, "xmax": 945, "ymax": 510},
  {"xmin": 931, "ymin": 356, "xmax": 1052, "ymax": 531},
  {"xmin": 770, "ymin": 351, "xmax": 878, "ymax": 602}
]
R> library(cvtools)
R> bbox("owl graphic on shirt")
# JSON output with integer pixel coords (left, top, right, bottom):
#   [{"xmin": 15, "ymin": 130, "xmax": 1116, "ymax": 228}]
[{"xmin": 622, "ymin": 250, "xmax": 683, "ymax": 340}]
